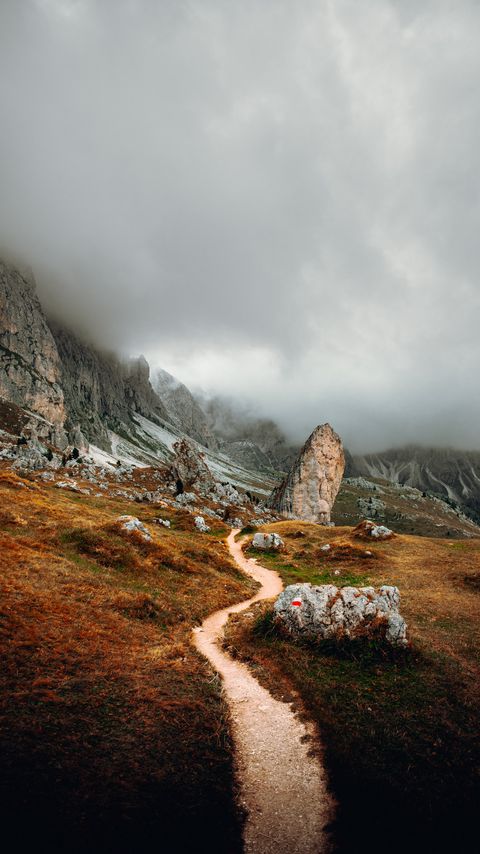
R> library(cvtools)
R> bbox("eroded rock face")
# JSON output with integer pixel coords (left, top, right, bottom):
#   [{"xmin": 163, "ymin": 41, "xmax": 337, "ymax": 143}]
[
  {"xmin": 170, "ymin": 438, "xmax": 215, "ymax": 494},
  {"xmin": 267, "ymin": 424, "xmax": 345, "ymax": 524},
  {"xmin": 0, "ymin": 261, "xmax": 66, "ymax": 439},
  {"xmin": 274, "ymin": 583, "xmax": 408, "ymax": 647},
  {"xmin": 154, "ymin": 369, "xmax": 218, "ymax": 450}
]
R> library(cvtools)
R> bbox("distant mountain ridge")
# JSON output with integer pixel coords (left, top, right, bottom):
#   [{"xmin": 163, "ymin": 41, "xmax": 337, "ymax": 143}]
[
  {"xmin": 2, "ymin": 257, "xmax": 480, "ymax": 524},
  {"xmin": 350, "ymin": 446, "xmax": 480, "ymax": 523},
  {"xmin": 0, "ymin": 258, "xmax": 286, "ymax": 493}
]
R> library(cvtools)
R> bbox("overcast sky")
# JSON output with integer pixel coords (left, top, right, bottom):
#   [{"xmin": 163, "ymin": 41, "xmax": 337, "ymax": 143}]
[{"xmin": 1, "ymin": 0, "xmax": 479, "ymax": 452}]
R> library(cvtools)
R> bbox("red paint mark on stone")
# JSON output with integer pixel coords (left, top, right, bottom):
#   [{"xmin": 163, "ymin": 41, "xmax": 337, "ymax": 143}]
[{"xmin": 292, "ymin": 600, "xmax": 302, "ymax": 607}]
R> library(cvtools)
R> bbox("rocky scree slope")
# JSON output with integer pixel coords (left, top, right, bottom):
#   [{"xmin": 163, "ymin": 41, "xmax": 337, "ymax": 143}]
[{"xmin": 350, "ymin": 446, "xmax": 480, "ymax": 525}]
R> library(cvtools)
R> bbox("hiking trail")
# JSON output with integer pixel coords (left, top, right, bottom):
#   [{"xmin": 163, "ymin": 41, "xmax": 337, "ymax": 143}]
[{"xmin": 193, "ymin": 530, "xmax": 333, "ymax": 853}]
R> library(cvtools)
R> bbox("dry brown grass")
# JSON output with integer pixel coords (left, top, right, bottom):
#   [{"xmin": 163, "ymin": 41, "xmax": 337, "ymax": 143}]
[{"xmin": 0, "ymin": 468, "xmax": 256, "ymax": 852}]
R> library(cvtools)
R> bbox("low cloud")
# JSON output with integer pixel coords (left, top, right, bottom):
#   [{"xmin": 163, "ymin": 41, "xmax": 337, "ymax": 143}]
[{"xmin": 1, "ymin": 0, "xmax": 479, "ymax": 451}]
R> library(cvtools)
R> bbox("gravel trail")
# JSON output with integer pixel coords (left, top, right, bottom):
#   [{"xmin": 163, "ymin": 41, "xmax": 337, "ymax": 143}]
[{"xmin": 193, "ymin": 530, "xmax": 333, "ymax": 853}]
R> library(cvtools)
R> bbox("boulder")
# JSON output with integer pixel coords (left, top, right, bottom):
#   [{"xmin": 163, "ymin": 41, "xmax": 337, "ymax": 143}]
[
  {"xmin": 170, "ymin": 437, "xmax": 215, "ymax": 494},
  {"xmin": 117, "ymin": 515, "xmax": 152, "ymax": 541},
  {"xmin": 353, "ymin": 520, "xmax": 394, "ymax": 540},
  {"xmin": 69, "ymin": 423, "xmax": 89, "ymax": 453},
  {"xmin": 252, "ymin": 532, "xmax": 285, "ymax": 551},
  {"xmin": 274, "ymin": 583, "xmax": 408, "ymax": 647},
  {"xmin": 194, "ymin": 515, "xmax": 210, "ymax": 533},
  {"xmin": 267, "ymin": 424, "xmax": 345, "ymax": 525}
]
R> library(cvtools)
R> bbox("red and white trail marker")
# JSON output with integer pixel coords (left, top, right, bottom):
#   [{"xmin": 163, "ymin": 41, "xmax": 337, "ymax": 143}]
[{"xmin": 291, "ymin": 599, "xmax": 302, "ymax": 607}]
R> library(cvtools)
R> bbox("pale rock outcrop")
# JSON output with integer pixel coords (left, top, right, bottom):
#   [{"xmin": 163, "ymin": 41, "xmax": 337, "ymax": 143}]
[
  {"xmin": 267, "ymin": 424, "xmax": 345, "ymax": 524},
  {"xmin": 194, "ymin": 515, "xmax": 210, "ymax": 533},
  {"xmin": 210, "ymin": 481, "xmax": 244, "ymax": 506},
  {"xmin": 252, "ymin": 532, "xmax": 285, "ymax": 551},
  {"xmin": 175, "ymin": 491, "xmax": 196, "ymax": 505},
  {"xmin": 117, "ymin": 515, "xmax": 152, "ymax": 541},
  {"xmin": 0, "ymin": 261, "xmax": 66, "ymax": 442},
  {"xmin": 69, "ymin": 424, "xmax": 89, "ymax": 453},
  {"xmin": 353, "ymin": 520, "xmax": 394, "ymax": 540},
  {"xmin": 170, "ymin": 437, "xmax": 215, "ymax": 494},
  {"xmin": 274, "ymin": 583, "xmax": 408, "ymax": 647}
]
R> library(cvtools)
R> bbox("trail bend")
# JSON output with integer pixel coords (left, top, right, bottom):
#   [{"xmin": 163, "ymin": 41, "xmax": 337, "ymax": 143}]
[{"xmin": 193, "ymin": 530, "xmax": 333, "ymax": 854}]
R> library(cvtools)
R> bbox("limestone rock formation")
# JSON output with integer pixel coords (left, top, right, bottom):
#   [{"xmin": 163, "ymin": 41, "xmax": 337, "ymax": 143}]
[
  {"xmin": 154, "ymin": 369, "xmax": 218, "ymax": 450},
  {"xmin": 274, "ymin": 583, "xmax": 408, "ymax": 647},
  {"xmin": 267, "ymin": 424, "xmax": 345, "ymax": 524},
  {"xmin": 170, "ymin": 437, "xmax": 215, "ymax": 494},
  {"xmin": 49, "ymin": 322, "xmax": 170, "ymax": 452},
  {"xmin": 0, "ymin": 261, "xmax": 66, "ymax": 442}
]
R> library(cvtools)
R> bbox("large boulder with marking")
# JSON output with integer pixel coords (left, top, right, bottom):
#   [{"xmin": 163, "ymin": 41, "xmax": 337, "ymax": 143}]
[{"xmin": 274, "ymin": 583, "xmax": 408, "ymax": 647}]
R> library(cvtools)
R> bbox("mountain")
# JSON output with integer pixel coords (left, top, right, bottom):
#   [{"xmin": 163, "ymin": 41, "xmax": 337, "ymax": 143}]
[
  {"xmin": 0, "ymin": 261, "xmax": 67, "ymax": 446},
  {"xmin": 200, "ymin": 395, "xmax": 298, "ymax": 473},
  {"xmin": 153, "ymin": 368, "xmax": 218, "ymax": 450},
  {"xmin": 0, "ymin": 259, "xmax": 281, "ymax": 494},
  {"xmin": 49, "ymin": 319, "xmax": 171, "ymax": 453},
  {"xmin": 350, "ymin": 446, "xmax": 480, "ymax": 523}
]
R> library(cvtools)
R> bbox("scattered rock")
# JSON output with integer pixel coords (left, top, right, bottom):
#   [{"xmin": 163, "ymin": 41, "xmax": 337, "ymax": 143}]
[
  {"xmin": 117, "ymin": 515, "xmax": 152, "ymax": 541},
  {"xmin": 353, "ymin": 520, "xmax": 394, "ymax": 540},
  {"xmin": 320, "ymin": 543, "xmax": 331, "ymax": 552},
  {"xmin": 267, "ymin": 423, "xmax": 345, "ymax": 524},
  {"xmin": 175, "ymin": 491, "xmax": 196, "ymax": 506},
  {"xmin": 274, "ymin": 583, "xmax": 408, "ymax": 647},
  {"xmin": 56, "ymin": 480, "xmax": 81, "ymax": 492},
  {"xmin": 210, "ymin": 481, "xmax": 244, "ymax": 506},
  {"xmin": 252, "ymin": 532, "xmax": 285, "ymax": 551},
  {"xmin": 357, "ymin": 497, "xmax": 386, "ymax": 518},
  {"xmin": 194, "ymin": 515, "xmax": 210, "ymax": 533},
  {"xmin": 154, "ymin": 518, "xmax": 171, "ymax": 528}
]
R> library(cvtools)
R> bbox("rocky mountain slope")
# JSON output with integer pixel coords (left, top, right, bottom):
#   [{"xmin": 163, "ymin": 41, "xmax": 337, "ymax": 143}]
[
  {"xmin": 153, "ymin": 369, "xmax": 217, "ymax": 450},
  {"xmin": 0, "ymin": 259, "xmax": 279, "ymax": 494},
  {"xmin": 350, "ymin": 446, "xmax": 480, "ymax": 524},
  {"xmin": 2, "ymin": 257, "xmax": 480, "ymax": 532},
  {"xmin": 200, "ymin": 396, "xmax": 298, "ymax": 473}
]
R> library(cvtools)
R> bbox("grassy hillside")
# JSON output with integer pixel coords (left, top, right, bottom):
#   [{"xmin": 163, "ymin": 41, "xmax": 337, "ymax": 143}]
[
  {"xmin": 0, "ymin": 467, "xmax": 258, "ymax": 853},
  {"xmin": 226, "ymin": 521, "xmax": 480, "ymax": 854},
  {"xmin": 333, "ymin": 476, "xmax": 480, "ymax": 537}
]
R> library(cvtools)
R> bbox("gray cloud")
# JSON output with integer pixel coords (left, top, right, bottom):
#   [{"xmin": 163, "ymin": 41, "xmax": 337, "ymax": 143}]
[{"xmin": 1, "ymin": 0, "xmax": 480, "ymax": 452}]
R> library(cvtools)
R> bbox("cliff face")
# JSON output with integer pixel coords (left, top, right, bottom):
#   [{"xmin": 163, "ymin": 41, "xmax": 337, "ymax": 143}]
[
  {"xmin": 0, "ymin": 261, "xmax": 66, "ymax": 441},
  {"xmin": 154, "ymin": 369, "xmax": 218, "ymax": 450},
  {"xmin": 268, "ymin": 423, "xmax": 345, "ymax": 524},
  {"xmin": 49, "ymin": 322, "xmax": 170, "ymax": 452}
]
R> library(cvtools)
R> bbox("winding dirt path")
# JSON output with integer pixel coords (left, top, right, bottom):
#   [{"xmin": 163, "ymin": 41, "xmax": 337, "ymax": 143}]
[{"xmin": 193, "ymin": 530, "xmax": 333, "ymax": 853}]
